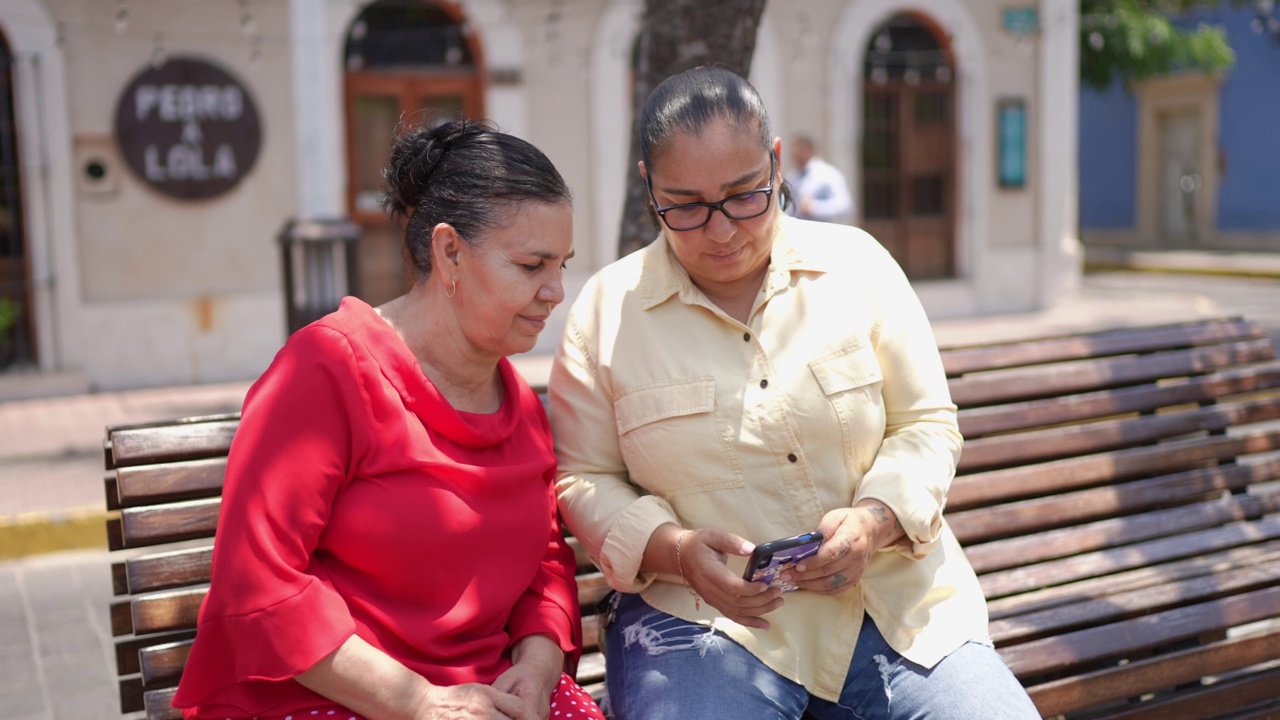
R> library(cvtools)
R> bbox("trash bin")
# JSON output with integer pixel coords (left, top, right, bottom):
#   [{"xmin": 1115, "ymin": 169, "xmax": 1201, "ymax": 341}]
[{"xmin": 278, "ymin": 217, "xmax": 361, "ymax": 334}]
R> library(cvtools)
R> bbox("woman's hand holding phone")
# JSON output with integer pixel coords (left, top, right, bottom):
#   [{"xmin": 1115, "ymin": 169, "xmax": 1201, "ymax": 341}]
[
  {"xmin": 667, "ymin": 527, "xmax": 785, "ymax": 630},
  {"xmin": 779, "ymin": 500, "xmax": 905, "ymax": 595}
]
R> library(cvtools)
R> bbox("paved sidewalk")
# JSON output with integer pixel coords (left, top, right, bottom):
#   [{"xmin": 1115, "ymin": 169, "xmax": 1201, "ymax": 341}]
[
  {"xmin": 0, "ymin": 549, "xmax": 119, "ymax": 720},
  {"xmin": 2, "ymin": 267, "xmax": 1280, "ymax": 718}
]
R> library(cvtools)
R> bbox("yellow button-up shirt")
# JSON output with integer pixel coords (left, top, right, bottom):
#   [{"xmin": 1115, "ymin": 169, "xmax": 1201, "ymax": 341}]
[{"xmin": 548, "ymin": 216, "xmax": 989, "ymax": 701}]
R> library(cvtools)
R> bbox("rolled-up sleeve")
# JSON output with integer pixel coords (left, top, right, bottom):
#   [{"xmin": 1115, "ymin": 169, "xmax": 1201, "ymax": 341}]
[
  {"xmin": 549, "ymin": 305, "xmax": 679, "ymax": 593},
  {"xmin": 852, "ymin": 243, "xmax": 963, "ymax": 559}
]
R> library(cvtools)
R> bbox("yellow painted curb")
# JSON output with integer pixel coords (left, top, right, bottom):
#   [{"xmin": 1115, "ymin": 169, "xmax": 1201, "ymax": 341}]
[
  {"xmin": 1084, "ymin": 260, "xmax": 1280, "ymax": 280},
  {"xmin": 0, "ymin": 507, "xmax": 114, "ymax": 561}
]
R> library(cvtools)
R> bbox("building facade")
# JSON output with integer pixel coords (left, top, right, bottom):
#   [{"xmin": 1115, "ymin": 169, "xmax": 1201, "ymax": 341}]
[
  {"xmin": 0, "ymin": 0, "xmax": 1080, "ymax": 393},
  {"xmin": 1080, "ymin": 2, "xmax": 1280, "ymax": 253}
]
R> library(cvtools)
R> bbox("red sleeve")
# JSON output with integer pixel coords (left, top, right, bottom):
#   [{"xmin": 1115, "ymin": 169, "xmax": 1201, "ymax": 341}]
[
  {"xmin": 174, "ymin": 326, "xmax": 371, "ymax": 707},
  {"xmin": 506, "ymin": 443, "xmax": 584, "ymax": 675}
]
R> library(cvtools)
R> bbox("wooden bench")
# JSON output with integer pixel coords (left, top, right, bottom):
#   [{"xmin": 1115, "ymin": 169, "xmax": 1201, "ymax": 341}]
[{"xmin": 105, "ymin": 316, "xmax": 1280, "ymax": 719}]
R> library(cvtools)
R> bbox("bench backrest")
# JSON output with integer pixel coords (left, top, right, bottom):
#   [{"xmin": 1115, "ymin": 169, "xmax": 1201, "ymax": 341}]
[{"xmin": 105, "ymin": 317, "xmax": 1280, "ymax": 719}]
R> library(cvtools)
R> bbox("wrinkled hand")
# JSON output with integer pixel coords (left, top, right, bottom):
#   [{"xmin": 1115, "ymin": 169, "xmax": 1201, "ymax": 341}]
[
  {"xmin": 682, "ymin": 528, "xmax": 784, "ymax": 630},
  {"xmin": 491, "ymin": 637, "xmax": 562, "ymax": 720},
  {"xmin": 413, "ymin": 683, "xmax": 537, "ymax": 720},
  {"xmin": 782, "ymin": 503, "xmax": 903, "ymax": 595}
]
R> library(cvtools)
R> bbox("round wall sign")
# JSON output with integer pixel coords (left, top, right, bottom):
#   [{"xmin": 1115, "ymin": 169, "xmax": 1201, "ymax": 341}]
[{"xmin": 114, "ymin": 56, "xmax": 262, "ymax": 200}]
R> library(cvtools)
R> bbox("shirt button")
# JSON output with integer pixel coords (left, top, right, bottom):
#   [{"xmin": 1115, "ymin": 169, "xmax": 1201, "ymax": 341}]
[
  {"xmin": 787, "ymin": 453, "xmax": 798, "ymax": 463},
  {"xmin": 759, "ymin": 379, "xmax": 768, "ymax": 389},
  {"xmin": 743, "ymin": 332, "xmax": 750, "ymax": 342}
]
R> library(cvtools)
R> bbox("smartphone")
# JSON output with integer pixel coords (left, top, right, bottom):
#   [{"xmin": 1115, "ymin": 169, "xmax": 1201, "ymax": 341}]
[{"xmin": 742, "ymin": 530, "xmax": 825, "ymax": 592}]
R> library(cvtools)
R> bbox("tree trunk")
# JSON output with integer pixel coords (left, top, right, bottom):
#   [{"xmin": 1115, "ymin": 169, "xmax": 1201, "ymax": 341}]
[{"xmin": 617, "ymin": 0, "xmax": 767, "ymax": 257}]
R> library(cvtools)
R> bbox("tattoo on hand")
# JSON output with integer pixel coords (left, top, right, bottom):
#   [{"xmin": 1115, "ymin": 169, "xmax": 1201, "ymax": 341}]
[
  {"xmin": 830, "ymin": 573, "xmax": 849, "ymax": 589},
  {"xmin": 869, "ymin": 507, "xmax": 889, "ymax": 524},
  {"xmin": 835, "ymin": 540, "xmax": 852, "ymax": 560}
]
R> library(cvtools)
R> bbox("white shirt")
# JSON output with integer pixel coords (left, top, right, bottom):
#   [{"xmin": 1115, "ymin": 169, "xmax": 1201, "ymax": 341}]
[{"xmin": 786, "ymin": 157, "xmax": 853, "ymax": 224}]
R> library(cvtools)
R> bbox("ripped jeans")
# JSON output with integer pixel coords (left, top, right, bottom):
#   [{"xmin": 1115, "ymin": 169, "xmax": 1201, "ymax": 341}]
[{"xmin": 603, "ymin": 593, "xmax": 1038, "ymax": 720}]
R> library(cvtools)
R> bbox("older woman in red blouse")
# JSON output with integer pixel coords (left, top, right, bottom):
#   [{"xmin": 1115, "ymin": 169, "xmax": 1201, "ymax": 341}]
[{"xmin": 173, "ymin": 121, "xmax": 603, "ymax": 720}]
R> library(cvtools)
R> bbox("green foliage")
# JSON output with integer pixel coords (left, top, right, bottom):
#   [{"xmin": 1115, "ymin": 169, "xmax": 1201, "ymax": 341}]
[
  {"xmin": 0, "ymin": 298, "xmax": 18, "ymax": 337},
  {"xmin": 1080, "ymin": 0, "xmax": 1236, "ymax": 90}
]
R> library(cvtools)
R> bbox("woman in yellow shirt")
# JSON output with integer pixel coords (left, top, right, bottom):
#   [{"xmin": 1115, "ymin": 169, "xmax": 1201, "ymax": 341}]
[{"xmin": 548, "ymin": 67, "xmax": 1039, "ymax": 719}]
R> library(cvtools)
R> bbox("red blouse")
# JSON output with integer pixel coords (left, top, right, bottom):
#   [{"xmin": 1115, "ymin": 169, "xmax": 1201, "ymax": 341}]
[{"xmin": 173, "ymin": 297, "xmax": 581, "ymax": 718}]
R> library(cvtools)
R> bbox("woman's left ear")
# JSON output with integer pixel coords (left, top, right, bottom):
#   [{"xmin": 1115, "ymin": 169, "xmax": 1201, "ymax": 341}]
[
  {"xmin": 431, "ymin": 223, "xmax": 464, "ymax": 274},
  {"xmin": 772, "ymin": 136, "xmax": 783, "ymax": 177}
]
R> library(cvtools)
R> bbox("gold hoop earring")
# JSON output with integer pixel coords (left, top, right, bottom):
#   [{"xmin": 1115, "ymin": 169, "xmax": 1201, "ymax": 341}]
[{"xmin": 445, "ymin": 278, "xmax": 457, "ymax": 298}]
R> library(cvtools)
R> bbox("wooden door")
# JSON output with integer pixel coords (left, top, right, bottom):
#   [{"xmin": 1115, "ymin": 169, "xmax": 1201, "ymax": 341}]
[
  {"xmin": 343, "ymin": 0, "xmax": 484, "ymax": 306},
  {"xmin": 861, "ymin": 82, "xmax": 956, "ymax": 280},
  {"xmin": 859, "ymin": 13, "xmax": 957, "ymax": 281},
  {"xmin": 346, "ymin": 73, "xmax": 481, "ymax": 305},
  {"xmin": 0, "ymin": 32, "xmax": 32, "ymax": 368}
]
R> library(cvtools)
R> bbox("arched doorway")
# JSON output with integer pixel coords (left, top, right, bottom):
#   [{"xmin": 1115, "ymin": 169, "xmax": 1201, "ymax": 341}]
[
  {"xmin": 0, "ymin": 30, "xmax": 32, "ymax": 369},
  {"xmin": 859, "ymin": 13, "xmax": 956, "ymax": 280},
  {"xmin": 344, "ymin": 0, "xmax": 484, "ymax": 305}
]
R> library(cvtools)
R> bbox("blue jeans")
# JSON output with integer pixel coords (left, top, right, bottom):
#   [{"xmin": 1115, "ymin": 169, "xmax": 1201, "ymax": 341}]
[{"xmin": 602, "ymin": 593, "xmax": 1039, "ymax": 720}]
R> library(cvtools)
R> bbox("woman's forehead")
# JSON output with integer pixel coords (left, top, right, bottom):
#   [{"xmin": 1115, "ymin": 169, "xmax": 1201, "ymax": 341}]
[{"xmin": 653, "ymin": 124, "xmax": 766, "ymax": 174}]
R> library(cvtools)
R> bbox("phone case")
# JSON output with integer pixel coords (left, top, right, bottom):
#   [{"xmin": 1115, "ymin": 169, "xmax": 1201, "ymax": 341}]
[{"xmin": 743, "ymin": 531, "xmax": 824, "ymax": 592}]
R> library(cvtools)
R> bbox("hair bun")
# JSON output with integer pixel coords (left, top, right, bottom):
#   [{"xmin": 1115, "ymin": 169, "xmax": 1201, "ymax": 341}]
[{"xmin": 382, "ymin": 119, "xmax": 490, "ymax": 220}]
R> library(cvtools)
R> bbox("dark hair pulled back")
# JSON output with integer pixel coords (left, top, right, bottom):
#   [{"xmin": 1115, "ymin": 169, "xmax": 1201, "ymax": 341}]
[
  {"xmin": 382, "ymin": 119, "xmax": 571, "ymax": 279},
  {"xmin": 638, "ymin": 66, "xmax": 773, "ymax": 170}
]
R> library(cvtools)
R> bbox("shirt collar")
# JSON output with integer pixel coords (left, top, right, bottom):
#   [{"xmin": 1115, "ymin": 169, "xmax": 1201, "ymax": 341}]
[{"xmin": 636, "ymin": 215, "xmax": 826, "ymax": 311}]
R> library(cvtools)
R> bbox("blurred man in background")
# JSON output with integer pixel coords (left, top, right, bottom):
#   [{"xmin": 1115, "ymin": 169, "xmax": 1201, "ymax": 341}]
[{"xmin": 786, "ymin": 133, "xmax": 853, "ymax": 224}]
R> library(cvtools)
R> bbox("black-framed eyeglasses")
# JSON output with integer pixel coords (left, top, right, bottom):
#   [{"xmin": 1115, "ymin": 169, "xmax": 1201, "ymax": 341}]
[{"xmin": 646, "ymin": 152, "xmax": 776, "ymax": 232}]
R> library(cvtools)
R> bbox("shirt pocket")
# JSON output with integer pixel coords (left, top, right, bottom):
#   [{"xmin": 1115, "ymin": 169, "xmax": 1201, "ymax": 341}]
[
  {"xmin": 614, "ymin": 377, "xmax": 744, "ymax": 498},
  {"xmin": 809, "ymin": 342, "xmax": 886, "ymax": 473}
]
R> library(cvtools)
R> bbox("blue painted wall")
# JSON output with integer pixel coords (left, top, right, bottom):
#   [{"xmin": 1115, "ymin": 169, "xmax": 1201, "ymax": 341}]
[
  {"xmin": 1078, "ymin": 82, "xmax": 1137, "ymax": 228},
  {"xmin": 1079, "ymin": 2, "xmax": 1280, "ymax": 232}
]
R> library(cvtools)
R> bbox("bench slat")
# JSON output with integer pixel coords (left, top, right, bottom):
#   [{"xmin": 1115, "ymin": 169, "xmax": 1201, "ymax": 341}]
[
  {"xmin": 999, "ymin": 584, "xmax": 1280, "ymax": 678},
  {"xmin": 948, "ymin": 459, "xmax": 1280, "ymax": 544},
  {"xmin": 939, "ymin": 318, "xmax": 1263, "ymax": 376},
  {"xmin": 142, "ymin": 687, "xmax": 181, "ymax": 720},
  {"xmin": 139, "ymin": 640, "xmax": 192, "ymax": 687},
  {"xmin": 119, "ymin": 677, "xmax": 144, "ymax": 714},
  {"xmin": 116, "ymin": 546, "xmax": 215, "ymax": 596},
  {"xmin": 114, "ymin": 630, "xmax": 196, "ymax": 676},
  {"xmin": 988, "ymin": 539, "xmax": 1280, "ymax": 620},
  {"xmin": 109, "ymin": 419, "xmax": 239, "ymax": 469},
  {"xmin": 966, "ymin": 494, "xmax": 1280, "ymax": 574},
  {"xmin": 131, "ymin": 588, "xmax": 206, "ymax": 636},
  {"xmin": 119, "ymin": 498, "xmax": 220, "ymax": 548},
  {"xmin": 957, "ymin": 395, "xmax": 1280, "ymax": 473},
  {"xmin": 978, "ymin": 516, "xmax": 1280, "ymax": 600},
  {"xmin": 957, "ymin": 361, "xmax": 1280, "ymax": 439},
  {"xmin": 577, "ymin": 651, "xmax": 606, "ymax": 685},
  {"xmin": 990, "ymin": 559, "xmax": 1280, "ymax": 645},
  {"xmin": 114, "ymin": 457, "xmax": 227, "ymax": 507},
  {"xmin": 577, "ymin": 572, "xmax": 610, "ymax": 611},
  {"xmin": 110, "ymin": 599, "xmax": 133, "ymax": 637},
  {"xmin": 1100, "ymin": 664, "xmax": 1280, "ymax": 720},
  {"xmin": 1024, "ymin": 628, "xmax": 1280, "ymax": 717},
  {"xmin": 949, "ymin": 428, "xmax": 1280, "ymax": 508},
  {"xmin": 948, "ymin": 339, "xmax": 1276, "ymax": 407}
]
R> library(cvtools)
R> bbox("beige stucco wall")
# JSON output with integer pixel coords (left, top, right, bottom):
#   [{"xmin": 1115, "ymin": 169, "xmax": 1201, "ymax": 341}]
[
  {"xmin": 8, "ymin": 0, "xmax": 1077, "ymax": 392},
  {"xmin": 511, "ymin": 2, "xmax": 605, "ymax": 273},
  {"xmin": 758, "ymin": 0, "xmax": 1075, "ymax": 317},
  {"xmin": 43, "ymin": 0, "xmax": 295, "ymax": 387}
]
